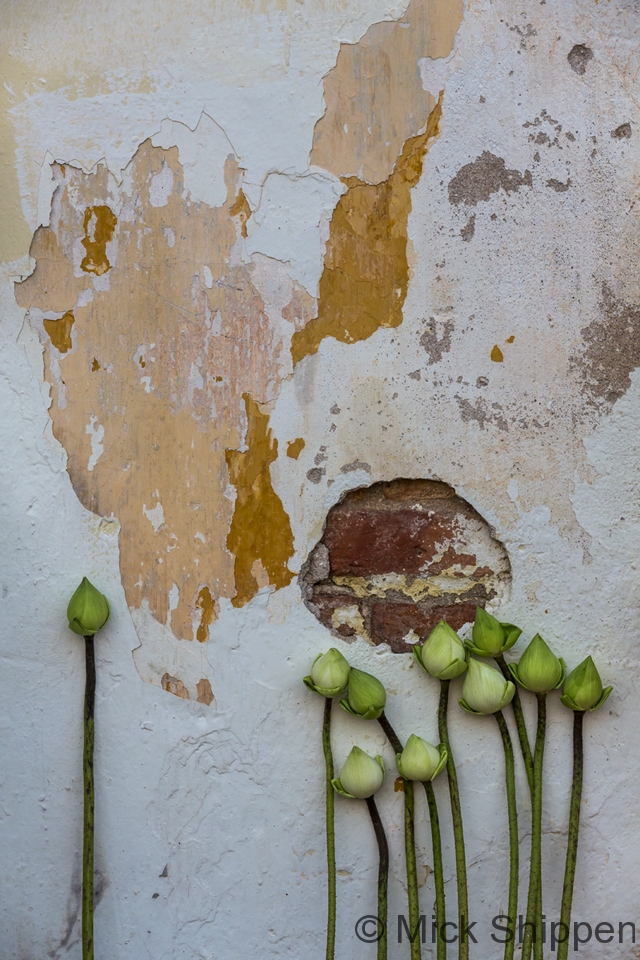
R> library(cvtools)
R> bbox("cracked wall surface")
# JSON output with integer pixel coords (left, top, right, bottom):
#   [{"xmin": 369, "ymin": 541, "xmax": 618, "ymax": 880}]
[{"xmin": 2, "ymin": 0, "xmax": 640, "ymax": 957}]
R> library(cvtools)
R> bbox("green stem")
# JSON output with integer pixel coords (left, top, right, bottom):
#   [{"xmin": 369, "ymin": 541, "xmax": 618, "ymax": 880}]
[
  {"xmin": 495, "ymin": 654, "xmax": 534, "ymax": 793},
  {"xmin": 557, "ymin": 711, "xmax": 585, "ymax": 960},
  {"xmin": 82, "ymin": 636, "xmax": 96, "ymax": 960},
  {"xmin": 495, "ymin": 711, "xmax": 518, "ymax": 960},
  {"xmin": 438, "ymin": 679, "xmax": 468, "ymax": 960},
  {"xmin": 322, "ymin": 697, "xmax": 336, "ymax": 960},
  {"xmin": 496, "ymin": 655, "xmax": 539, "ymax": 950},
  {"xmin": 405, "ymin": 780, "xmax": 422, "ymax": 960},
  {"xmin": 424, "ymin": 781, "xmax": 446, "ymax": 960},
  {"xmin": 378, "ymin": 712, "xmax": 420, "ymax": 958},
  {"xmin": 378, "ymin": 711, "xmax": 404, "ymax": 756},
  {"xmin": 366, "ymin": 796, "xmax": 389, "ymax": 960},
  {"xmin": 522, "ymin": 695, "xmax": 546, "ymax": 960}
]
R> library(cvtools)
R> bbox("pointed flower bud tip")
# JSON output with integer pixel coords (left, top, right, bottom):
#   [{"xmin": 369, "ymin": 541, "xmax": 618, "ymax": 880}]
[
  {"xmin": 509, "ymin": 634, "xmax": 565, "ymax": 693},
  {"xmin": 303, "ymin": 647, "xmax": 351, "ymax": 697},
  {"xmin": 466, "ymin": 606, "xmax": 521, "ymax": 657},
  {"xmin": 561, "ymin": 656, "xmax": 612, "ymax": 712},
  {"xmin": 459, "ymin": 657, "xmax": 515, "ymax": 715},
  {"xmin": 67, "ymin": 577, "xmax": 110, "ymax": 636},
  {"xmin": 396, "ymin": 734, "xmax": 447, "ymax": 782},
  {"xmin": 332, "ymin": 746, "xmax": 385, "ymax": 799},
  {"xmin": 340, "ymin": 667, "xmax": 386, "ymax": 720},
  {"xmin": 414, "ymin": 621, "xmax": 468, "ymax": 680}
]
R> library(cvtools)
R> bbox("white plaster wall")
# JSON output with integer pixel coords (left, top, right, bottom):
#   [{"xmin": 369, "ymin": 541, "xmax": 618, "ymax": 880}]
[{"xmin": 1, "ymin": 1, "xmax": 639, "ymax": 957}]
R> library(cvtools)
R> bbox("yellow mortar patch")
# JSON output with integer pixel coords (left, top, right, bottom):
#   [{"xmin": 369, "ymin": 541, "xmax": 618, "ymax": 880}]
[
  {"xmin": 43, "ymin": 310, "xmax": 75, "ymax": 353},
  {"xmin": 334, "ymin": 571, "xmax": 486, "ymax": 601},
  {"xmin": 15, "ymin": 142, "xmax": 300, "ymax": 643},
  {"xmin": 291, "ymin": 93, "xmax": 444, "ymax": 365},
  {"xmin": 286, "ymin": 437, "xmax": 305, "ymax": 459},
  {"xmin": 311, "ymin": 0, "xmax": 463, "ymax": 185},
  {"xmin": 80, "ymin": 205, "xmax": 117, "ymax": 275},
  {"xmin": 330, "ymin": 604, "xmax": 366, "ymax": 637},
  {"xmin": 226, "ymin": 394, "xmax": 295, "ymax": 608}
]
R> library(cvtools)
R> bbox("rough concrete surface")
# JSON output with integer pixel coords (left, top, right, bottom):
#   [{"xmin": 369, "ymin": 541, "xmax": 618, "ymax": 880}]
[{"xmin": 1, "ymin": 0, "xmax": 639, "ymax": 957}]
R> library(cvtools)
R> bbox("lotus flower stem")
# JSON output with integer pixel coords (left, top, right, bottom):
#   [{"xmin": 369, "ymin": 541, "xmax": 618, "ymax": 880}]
[
  {"xmin": 494, "ymin": 711, "xmax": 518, "ymax": 960},
  {"xmin": 377, "ymin": 711, "xmax": 403, "ymax": 754},
  {"xmin": 495, "ymin": 654, "xmax": 533, "ymax": 791},
  {"xmin": 366, "ymin": 796, "xmax": 389, "ymax": 960},
  {"xmin": 404, "ymin": 780, "xmax": 422, "ymax": 960},
  {"xmin": 322, "ymin": 697, "xmax": 337, "ymax": 960},
  {"xmin": 557, "ymin": 711, "xmax": 584, "ymax": 960},
  {"xmin": 438, "ymin": 679, "xmax": 469, "ymax": 960},
  {"xmin": 521, "ymin": 695, "xmax": 546, "ymax": 960},
  {"xmin": 82, "ymin": 636, "xmax": 96, "ymax": 960},
  {"xmin": 423, "ymin": 780, "xmax": 446, "ymax": 960},
  {"xmin": 378, "ymin": 712, "xmax": 420, "ymax": 959},
  {"xmin": 496, "ymin": 653, "xmax": 541, "ymax": 952}
]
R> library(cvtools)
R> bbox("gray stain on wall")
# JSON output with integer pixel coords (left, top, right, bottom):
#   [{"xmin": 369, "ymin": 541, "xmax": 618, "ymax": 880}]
[{"xmin": 448, "ymin": 151, "xmax": 532, "ymax": 206}]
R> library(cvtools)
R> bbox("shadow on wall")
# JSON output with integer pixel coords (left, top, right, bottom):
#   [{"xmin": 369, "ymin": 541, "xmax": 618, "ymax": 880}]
[{"xmin": 300, "ymin": 479, "xmax": 511, "ymax": 653}]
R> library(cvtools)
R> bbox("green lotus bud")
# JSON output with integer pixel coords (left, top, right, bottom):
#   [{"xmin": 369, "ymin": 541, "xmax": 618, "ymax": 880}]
[
  {"xmin": 396, "ymin": 734, "xmax": 447, "ymax": 782},
  {"xmin": 303, "ymin": 648, "xmax": 351, "ymax": 697},
  {"xmin": 414, "ymin": 621, "xmax": 468, "ymax": 680},
  {"xmin": 509, "ymin": 634, "xmax": 565, "ymax": 693},
  {"xmin": 67, "ymin": 577, "xmax": 110, "ymax": 636},
  {"xmin": 340, "ymin": 667, "xmax": 386, "ymax": 720},
  {"xmin": 466, "ymin": 607, "xmax": 521, "ymax": 657},
  {"xmin": 560, "ymin": 656, "xmax": 612, "ymax": 712},
  {"xmin": 459, "ymin": 658, "xmax": 515, "ymax": 715},
  {"xmin": 332, "ymin": 746, "xmax": 385, "ymax": 799}
]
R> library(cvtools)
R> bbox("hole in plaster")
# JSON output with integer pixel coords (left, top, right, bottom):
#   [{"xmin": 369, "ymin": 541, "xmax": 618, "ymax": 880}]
[{"xmin": 300, "ymin": 478, "xmax": 512, "ymax": 653}]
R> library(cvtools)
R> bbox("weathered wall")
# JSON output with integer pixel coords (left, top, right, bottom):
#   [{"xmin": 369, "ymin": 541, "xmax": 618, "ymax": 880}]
[{"xmin": 1, "ymin": 0, "xmax": 639, "ymax": 956}]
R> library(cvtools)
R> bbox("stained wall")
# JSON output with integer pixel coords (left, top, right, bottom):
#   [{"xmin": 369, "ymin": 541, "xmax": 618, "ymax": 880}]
[{"xmin": 1, "ymin": 1, "xmax": 639, "ymax": 957}]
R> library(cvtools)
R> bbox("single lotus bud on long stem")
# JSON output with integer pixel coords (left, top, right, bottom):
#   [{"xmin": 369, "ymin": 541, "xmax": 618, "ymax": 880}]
[
  {"xmin": 303, "ymin": 649, "xmax": 351, "ymax": 960},
  {"xmin": 67, "ymin": 577, "xmax": 110, "ymax": 960},
  {"xmin": 557, "ymin": 659, "xmax": 612, "ymax": 960}
]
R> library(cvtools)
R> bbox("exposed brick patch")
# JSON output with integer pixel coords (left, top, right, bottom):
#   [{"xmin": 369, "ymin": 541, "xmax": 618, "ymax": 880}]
[
  {"xmin": 370, "ymin": 601, "xmax": 479, "ymax": 653},
  {"xmin": 301, "ymin": 478, "xmax": 511, "ymax": 653}
]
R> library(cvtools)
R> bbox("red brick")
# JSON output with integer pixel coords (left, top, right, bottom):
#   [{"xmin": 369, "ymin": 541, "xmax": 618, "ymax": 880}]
[
  {"xmin": 370, "ymin": 601, "xmax": 477, "ymax": 653},
  {"xmin": 323, "ymin": 506, "xmax": 471, "ymax": 577}
]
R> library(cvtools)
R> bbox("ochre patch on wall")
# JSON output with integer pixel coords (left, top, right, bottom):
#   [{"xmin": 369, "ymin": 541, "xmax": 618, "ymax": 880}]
[
  {"xmin": 16, "ymin": 142, "xmax": 300, "ymax": 649},
  {"xmin": 292, "ymin": 94, "xmax": 443, "ymax": 365},
  {"xmin": 286, "ymin": 438, "xmax": 305, "ymax": 459},
  {"xmin": 43, "ymin": 310, "xmax": 75, "ymax": 354},
  {"xmin": 311, "ymin": 0, "xmax": 462, "ymax": 185},
  {"xmin": 80, "ymin": 205, "xmax": 117, "ymax": 275},
  {"xmin": 226, "ymin": 394, "xmax": 295, "ymax": 608}
]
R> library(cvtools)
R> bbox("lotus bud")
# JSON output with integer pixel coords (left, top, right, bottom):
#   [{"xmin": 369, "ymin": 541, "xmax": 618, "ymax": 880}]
[
  {"xmin": 67, "ymin": 577, "xmax": 110, "ymax": 636},
  {"xmin": 414, "ymin": 621, "xmax": 468, "ymax": 680},
  {"xmin": 465, "ymin": 607, "xmax": 521, "ymax": 657},
  {"xmin": 303, "ymin": 648, "xmax": 351, "ymax": 697},
  {"xmin": 396, "ymin": 734, "xmax": 447, "ymax": 782},
  {"xmin": 509, "ymin": 634, "xmax": 565, "ymax": 693},
  {"xmin": 332, "ymin": 746, "xmax": 385, "ymax": 799},
  {"xmin": 560, "ymin": 656, "xmax": 612, "ymax": 712},
  {"xmin": 459, "ymin": 658, "xmax": 515, "ymax": 715},
  {"xmin": 340, "ymin": 667, "xmax": 386, "ymax": 720}
]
